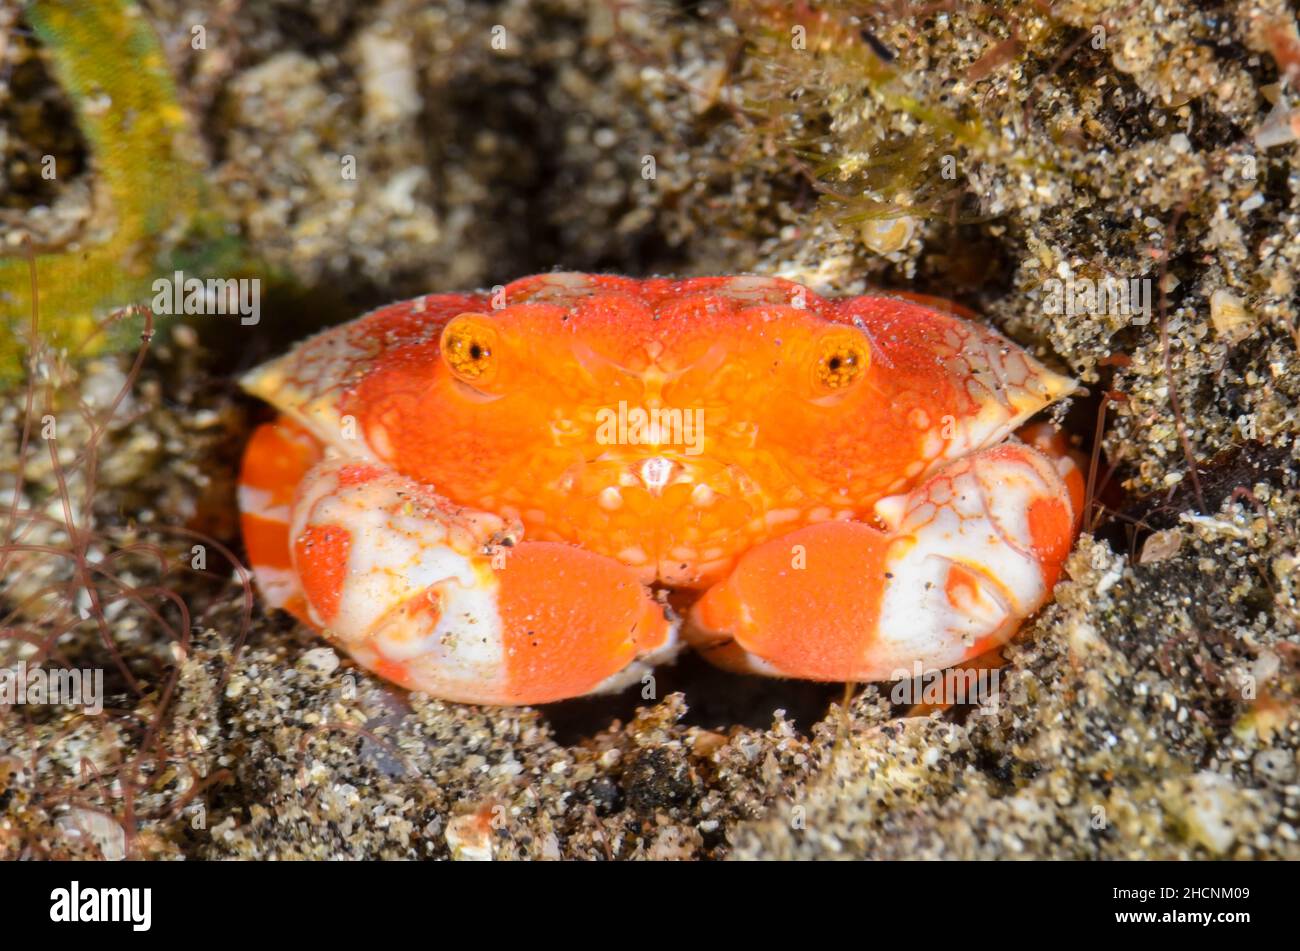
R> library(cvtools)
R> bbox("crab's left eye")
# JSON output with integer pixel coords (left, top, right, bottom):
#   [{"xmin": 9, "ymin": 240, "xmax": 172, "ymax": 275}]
[
  {"xmin": 812, "ymin": 329, "xmax": 870, "ymax": 391},
  {"xmin": 440, "ymin": 313, "xmax": 501, "ymax": 386}
]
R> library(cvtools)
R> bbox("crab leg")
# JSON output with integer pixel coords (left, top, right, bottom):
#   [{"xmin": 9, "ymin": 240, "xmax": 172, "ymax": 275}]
[
  {"xmin": 238, "ymin": 418, "xmax": 324, "ymax": 624},
  {"xmin": 688, "ymin": 436, "xmax": 1080, "ymax": 682},
  {"xmin": 239, "ymin": 419, "xmax": 676, "ymax": 705}
]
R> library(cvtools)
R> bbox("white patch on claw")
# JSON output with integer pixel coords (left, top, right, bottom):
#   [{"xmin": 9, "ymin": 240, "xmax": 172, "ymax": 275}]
[
  {"xmin": 868, "ymin": 447, "xmax": 1066, "ymax": 678},
  {"xmin": 290, "ymin": 461, "xmax": 508, "ymax": 698}
]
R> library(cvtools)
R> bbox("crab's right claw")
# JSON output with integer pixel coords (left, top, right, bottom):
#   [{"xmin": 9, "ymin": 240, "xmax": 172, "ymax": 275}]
[{"xmin": 242, "ymin": 438, "xmax": 678, "ymax": 705}]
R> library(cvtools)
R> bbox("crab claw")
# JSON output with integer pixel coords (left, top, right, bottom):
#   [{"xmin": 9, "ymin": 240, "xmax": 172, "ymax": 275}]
[
  {"xmin": 688, "ymin": 441, "xmax": 1077, "ymax": 682},
  {"xmin": 240, "ymin": 421, "xmax": 678, "ymax": 705}
]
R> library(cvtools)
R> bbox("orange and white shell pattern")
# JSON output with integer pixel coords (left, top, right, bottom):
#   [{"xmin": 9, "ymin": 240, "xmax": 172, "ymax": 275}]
[{"xmin": 239, "ymin": 273, "xmax": 1083, "ymax": 704}]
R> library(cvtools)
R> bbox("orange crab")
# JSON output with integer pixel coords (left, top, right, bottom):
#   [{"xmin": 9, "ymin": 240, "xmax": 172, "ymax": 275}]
[{"xmin": 239, "ymin": 273, "xmax": 1083, "ymax": 704}]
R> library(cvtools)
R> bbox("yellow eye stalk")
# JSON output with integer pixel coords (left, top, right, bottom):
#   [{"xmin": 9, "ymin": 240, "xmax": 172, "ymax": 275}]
[
  {"xmin": 814, "ymin": 331, "xmax": 869, "ymax": 390},
  {"xmin": 441, "ymin": 313, "xmax": 500, "ymax": 384}
]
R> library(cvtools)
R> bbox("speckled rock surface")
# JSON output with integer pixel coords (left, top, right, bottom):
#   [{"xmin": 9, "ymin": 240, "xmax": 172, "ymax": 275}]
[{"xmin": 1, "ymin": 0, "xmax": 1298, "ymax": 859}]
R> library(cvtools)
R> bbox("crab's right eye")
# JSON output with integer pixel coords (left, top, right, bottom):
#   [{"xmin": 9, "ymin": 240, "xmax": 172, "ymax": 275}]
[{"xmin": 441, "ymin": 313, "xmax": 501, "ymax": 386}]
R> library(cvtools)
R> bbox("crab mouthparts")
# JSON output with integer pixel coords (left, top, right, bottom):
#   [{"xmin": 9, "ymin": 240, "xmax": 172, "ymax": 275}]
[{"xmin": 637, "ymin": 456, "xmax": 677, "ymax": 493}]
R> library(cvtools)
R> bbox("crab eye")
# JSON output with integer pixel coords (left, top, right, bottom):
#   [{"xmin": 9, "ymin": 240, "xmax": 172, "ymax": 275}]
[
  {"xmin": 813, "ymin": 330, "xmax": 869, "ymax": 391},
  {"xmin": 440, "ymin": 313, "xmax": 501, "ymax": 385}
]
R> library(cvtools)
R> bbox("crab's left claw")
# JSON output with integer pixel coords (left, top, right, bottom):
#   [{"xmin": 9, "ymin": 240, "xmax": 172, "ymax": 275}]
[{"xmin": 688, "ymin": 440, "xmax": 1078, "ymax": 682}]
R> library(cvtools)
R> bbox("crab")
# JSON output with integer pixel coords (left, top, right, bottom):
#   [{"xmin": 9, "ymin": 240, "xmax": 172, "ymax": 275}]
[{"xmin": 238, "ymin": 273, "xmax": 1084, "ymax": 705}]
